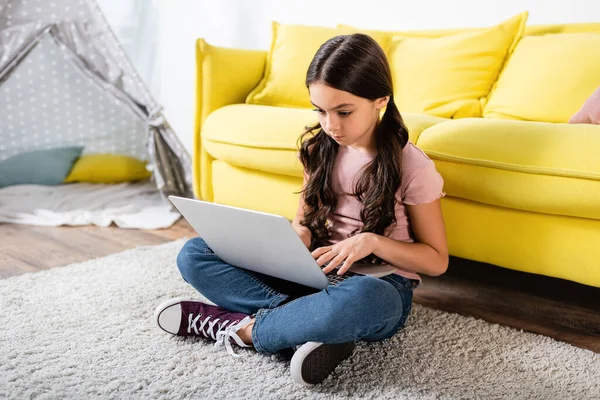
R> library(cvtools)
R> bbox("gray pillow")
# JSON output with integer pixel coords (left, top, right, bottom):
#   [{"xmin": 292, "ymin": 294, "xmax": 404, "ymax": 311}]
[{"xmin": 0, "ymin": 146, "xmax": 84, "ymax": 188}]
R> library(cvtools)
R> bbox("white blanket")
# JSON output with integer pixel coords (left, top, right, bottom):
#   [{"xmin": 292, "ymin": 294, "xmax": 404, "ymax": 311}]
[{"xmin": 0, "ymin": 182, "xmax": 181, "ymax": 229}]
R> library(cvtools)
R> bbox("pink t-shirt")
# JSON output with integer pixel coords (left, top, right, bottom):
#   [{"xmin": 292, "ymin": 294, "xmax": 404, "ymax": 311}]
[{"xmin": 329, "ymin": 141, "xmax": 445, "ymax": 280}]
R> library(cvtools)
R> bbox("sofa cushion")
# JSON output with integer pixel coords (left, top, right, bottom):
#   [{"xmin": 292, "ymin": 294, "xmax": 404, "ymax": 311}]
[
  {"xmin": 416, "ymin": 118, "xmax": 600, "ymax": 220},
  {"xmin": 211, "ymin": 160, "xmax": 302, "ymax": 221},
  {"xmin": 387, "ymin": 12, "xmax": 528, "ymax": 119},
  {"xmin": 569, "ymin": 86, "xmax": 600, "ymax": 125},
  {"xmin": 484, "ymin": 33, "xmax": 600, "ymax": 123},
  {"xmin": 339, "ymin": 21, "xmax": 600, "ymax": 39},
  {"xmin": 524, "ymin": 23, "xmax": 600, "ymax": 36},
  {"xmin": 245, "ymin": 23, "xmax": 390, "ymax": 109},
  {"xmin": 202, "ymin": 104, "xmax": 448, "ymax": 177}
]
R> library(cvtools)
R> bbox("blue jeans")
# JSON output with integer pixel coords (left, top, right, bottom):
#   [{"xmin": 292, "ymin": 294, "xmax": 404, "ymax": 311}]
[{"xmin": 176, "ymin": 237, "xmax": 417, "ymax": 355}]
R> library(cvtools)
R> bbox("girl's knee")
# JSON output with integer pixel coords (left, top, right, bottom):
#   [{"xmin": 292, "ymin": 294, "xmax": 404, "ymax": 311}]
[
  {"xmin": 344, "ymin": 276, "xmax": 405, "ymax": 332},
  {"xmin": 352, "ymin": 276, "xmax": 403, "ymax": 313},
  {"xmin": 176, "ymin": 237, "xmax": 211, "ymax": 277},
  {"xmin": 181, "ymin": 237, "xmax": 210, "ymax": 253}
]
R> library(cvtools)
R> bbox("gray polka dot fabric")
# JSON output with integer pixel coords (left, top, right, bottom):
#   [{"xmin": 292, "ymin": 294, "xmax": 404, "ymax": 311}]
[
  {"xmin": 0, "ymin": 0, "xmax": 192, "ymax": 197},
  {"xmin": 0, "ymin": 35, "xmax": 146, "ymax": 162}
]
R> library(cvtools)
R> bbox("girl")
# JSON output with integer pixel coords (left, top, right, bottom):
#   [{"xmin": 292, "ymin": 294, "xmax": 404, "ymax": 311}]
[{"xmin": 154, "ymin": 33, "xmax": 448, "ymax": 386}]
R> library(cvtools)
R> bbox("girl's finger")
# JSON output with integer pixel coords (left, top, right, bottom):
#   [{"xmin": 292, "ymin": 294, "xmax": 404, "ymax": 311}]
[
  {"xmin": 338, "ymin": 254, "xmax": 358, "ymax": 276},
  {"xmin": 311, "ymin": 246, "xmax": 331, "ymax": 258},
  {"xmin": 322, "ymin": 254, "xmax": 346, "ymax": 274},
  {"xmin": 316, "ymin": 248, "xmax": 337, "ymax": 267}
]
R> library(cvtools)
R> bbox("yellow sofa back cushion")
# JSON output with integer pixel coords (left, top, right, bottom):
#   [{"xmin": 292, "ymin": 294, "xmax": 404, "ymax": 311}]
[
  {"xmin": 387, "ymin": 12, "xmax": 528, "ymax": 119},
  {"xmin": 484, "ymin": 33, "xmax": 600, "ymax": 123},
  {"xmin": 525, "ymin": 23, "xmax": 600, "ymax": 36},
  {"xmin": 340, "ymin": 21, "xmax": 600, "ymax": 38},
  {"xmin": 245, "ymin": 22, "xmax": 390, "ymax": 109}
]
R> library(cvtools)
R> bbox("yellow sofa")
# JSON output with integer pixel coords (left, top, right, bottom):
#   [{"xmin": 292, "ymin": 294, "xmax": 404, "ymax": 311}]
[{"xmin": 192, "ymin": 17, "xmax": 600, "ymax": 288}]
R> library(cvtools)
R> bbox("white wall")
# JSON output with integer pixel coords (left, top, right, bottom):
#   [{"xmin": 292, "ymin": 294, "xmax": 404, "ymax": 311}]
[
  {"xmin": 98, "ymin": 0, "xmax": 161, "ymax": 99},
  {"xmin": 114, "ymin": 0, "xmax": 600, "ymax": 154}
]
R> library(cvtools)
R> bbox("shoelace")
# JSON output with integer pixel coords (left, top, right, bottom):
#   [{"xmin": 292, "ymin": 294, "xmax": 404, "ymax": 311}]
[{"xmin": 188, "ymin": 313, "xmax": 253, "ymax": 357}]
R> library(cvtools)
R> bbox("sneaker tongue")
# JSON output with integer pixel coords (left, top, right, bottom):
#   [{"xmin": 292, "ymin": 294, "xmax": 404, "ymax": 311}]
[
  {"xmin": 179, "ymin": 301, "xmax": 249, "ymax": 338},
  {"xmin": 207, "ymin": 311, "xmax": 250, "ymax": 340},
  {"xmin": 204, "ymin": 305, "xmax": 249, "ymax": 324}
]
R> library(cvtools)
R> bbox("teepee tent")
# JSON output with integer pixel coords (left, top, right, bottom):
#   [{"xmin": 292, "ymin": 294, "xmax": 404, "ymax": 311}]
[{"xmin": 0, "ymin": 0, "xmax": 192, "ymax": 198}]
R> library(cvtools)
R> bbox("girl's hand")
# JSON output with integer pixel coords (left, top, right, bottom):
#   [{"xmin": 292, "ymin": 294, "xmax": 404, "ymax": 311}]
[
  {"xmin": 293, "ymin": 224, "xmax": 312, "ymax": 248},
  {"xmin": 312, "ymin": 233, "xmax": 376, "ymax": 275}
]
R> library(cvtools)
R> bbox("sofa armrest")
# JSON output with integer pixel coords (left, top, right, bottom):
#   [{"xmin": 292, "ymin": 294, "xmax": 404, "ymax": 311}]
[
  {"xmin": 194, "ymin": 39, "xmax": 266, "ymax": 126},
  {"xmin": 193, "ymin": 39, "xmax": 266, "ymax": 198}
]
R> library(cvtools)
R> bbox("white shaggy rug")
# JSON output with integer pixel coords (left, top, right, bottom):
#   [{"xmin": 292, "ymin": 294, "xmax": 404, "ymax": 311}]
[{"xmin": 1, "ymin": 240, "xmax": 599, "ymax": 399}]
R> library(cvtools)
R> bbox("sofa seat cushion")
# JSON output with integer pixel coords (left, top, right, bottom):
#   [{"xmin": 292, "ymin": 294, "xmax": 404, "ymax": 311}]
[
  {"xmin": 417, "ymin": 118, "xmax": 600, "ymax": 220},
  {"xmin": 202, "ymin": 104, "xmax": 448, "ymax": 177}
]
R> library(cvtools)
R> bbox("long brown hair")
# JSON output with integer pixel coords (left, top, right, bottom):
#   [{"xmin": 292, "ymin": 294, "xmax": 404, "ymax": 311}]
[{"xmin": 298, "ymin": 34, "xmax": 409, "ymax": 256}]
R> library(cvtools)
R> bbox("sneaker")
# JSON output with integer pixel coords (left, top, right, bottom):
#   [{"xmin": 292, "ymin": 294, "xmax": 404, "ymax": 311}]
[
  {"xmin": 290, "ymin": 341, "xmax": 356, "ymax": 386},
  {"xmin": 154, "ymin": 297, "xmax": 253, "ymax": 357}
]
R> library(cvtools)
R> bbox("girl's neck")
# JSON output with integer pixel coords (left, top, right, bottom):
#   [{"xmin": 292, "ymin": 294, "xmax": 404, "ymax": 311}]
[{"xmin": 348, "ymin": 144, "xmax": 376, "ymax": 157}]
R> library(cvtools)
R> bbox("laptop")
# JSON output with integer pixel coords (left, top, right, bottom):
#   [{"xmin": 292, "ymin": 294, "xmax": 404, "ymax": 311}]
[{"xmin": 168, "ymin": 196, "xmax": 397, "ymax": 290}]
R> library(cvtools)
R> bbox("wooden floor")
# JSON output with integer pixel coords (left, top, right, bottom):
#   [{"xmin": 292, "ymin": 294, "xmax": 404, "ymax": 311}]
[
  {"xmin": 1, "ymin": 220, "xmax": 598, "ymax": 353},
  {"xmin": 0, "ymin": 219, "xmax": 195, "ymax": 277}
]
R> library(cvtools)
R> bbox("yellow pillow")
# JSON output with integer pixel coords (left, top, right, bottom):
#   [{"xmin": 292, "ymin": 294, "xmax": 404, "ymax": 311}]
[
  {"xmin": 338, "ymin": 23, "xmax": 480, "ymax": 39},
  {"xmin": 484, "ymin": 33, "xmax": 600, "ymax": 123},
  {"xmin": 340, "ymin": 21, "xmax": 600, "ymax": 39},
  {"xmin": 524, "ymin": 23, "xmax": 600, "ymax": 36},
  {"xmin": 387, "ymin": 12, "xmax": 528, "ymax": 119},
  {"xmin": 245, "ymin": 22, "xmax": 390, "ymax": 108},
  {"xmin": 65, "ymin": 154, "xmax": 151, "ymax": 183}
]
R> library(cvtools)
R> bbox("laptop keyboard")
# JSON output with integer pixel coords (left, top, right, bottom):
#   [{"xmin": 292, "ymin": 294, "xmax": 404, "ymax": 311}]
[{"xmin": 326, "ymin": 270, "xmax": 360, "ymax": 285}]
